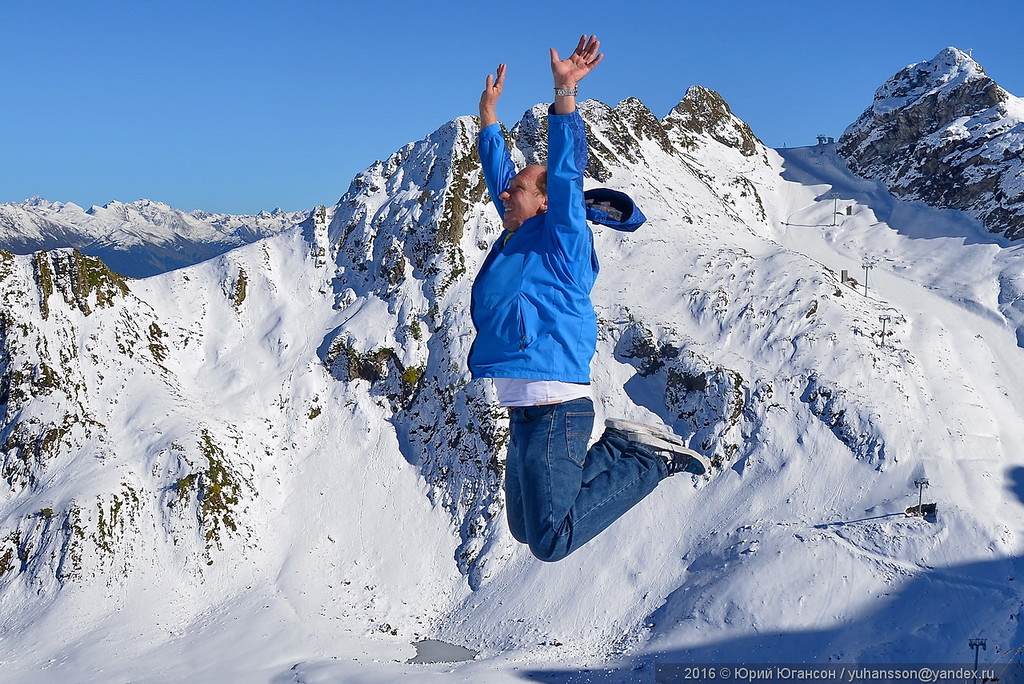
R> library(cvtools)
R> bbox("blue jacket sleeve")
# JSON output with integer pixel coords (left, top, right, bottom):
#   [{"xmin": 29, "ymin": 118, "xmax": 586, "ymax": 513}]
[
  {"xmin": 545, "ymin": 110, "xmax": 590, "ymax": 259},
  {"xmin": 477, "ymin": 123, "xmax": 516, "ymax": 218}
]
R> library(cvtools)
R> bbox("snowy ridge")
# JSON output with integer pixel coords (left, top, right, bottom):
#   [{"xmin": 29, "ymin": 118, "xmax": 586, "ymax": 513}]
[
  {"xmin": 0, "ymin": 198, "xmax": 307, "ymax": 277},
  {"xmin": 1, "ymin": 74, "xmax": 1023, "ymax": 683},
  {"xmin": 864, "ymin": 47, "xmax": 992, "ymax": 116},
  {"xmin": 839, "ymin": 47, "xmax": 1024, "ymax": 240}
]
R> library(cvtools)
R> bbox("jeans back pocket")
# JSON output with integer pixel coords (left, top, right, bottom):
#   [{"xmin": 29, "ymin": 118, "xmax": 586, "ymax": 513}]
[{"xmin": 564, "ymin": 410, "xmax": 595, "ymax": 467}]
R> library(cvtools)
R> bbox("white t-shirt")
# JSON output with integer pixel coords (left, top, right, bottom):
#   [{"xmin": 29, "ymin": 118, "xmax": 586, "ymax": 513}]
[{"xmin": 492, "ymin": 378, "xmax": 593, "ymax": 407}]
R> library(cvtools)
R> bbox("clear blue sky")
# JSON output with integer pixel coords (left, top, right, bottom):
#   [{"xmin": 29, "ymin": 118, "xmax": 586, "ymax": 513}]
[{"xmin": 4, "ymin": 0, "xmax": 1023, "ymax": 215}]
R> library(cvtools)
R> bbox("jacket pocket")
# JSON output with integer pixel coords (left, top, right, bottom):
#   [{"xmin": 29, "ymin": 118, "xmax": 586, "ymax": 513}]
[
  {"xmin": 515, "ymin": 293, "xmax": 536, "ymax": 352},
  {"xmin": 474, "ymin": 291, "xmax": 533, "ymax": 359}
]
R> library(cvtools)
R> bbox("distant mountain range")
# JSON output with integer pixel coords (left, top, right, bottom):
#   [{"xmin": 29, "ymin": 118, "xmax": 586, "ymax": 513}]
[
  {"xmin": 1, "ymin": 47, "xmax": 1019, "ymax": 283},
  {"xmin": 0, "ymin": 197, "xmax": 308, "ymax": 277}
]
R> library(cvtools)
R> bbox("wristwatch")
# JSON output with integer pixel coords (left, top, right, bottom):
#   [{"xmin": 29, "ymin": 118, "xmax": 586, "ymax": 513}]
[{"xmin": 554, "ymin": 87, "xmax": 578, "ymax": 97}]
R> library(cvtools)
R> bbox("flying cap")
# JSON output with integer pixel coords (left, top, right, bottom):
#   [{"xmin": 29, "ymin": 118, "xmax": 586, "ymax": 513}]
[{"xmin": 584, "ymin": 188, "xmax": 646, "ymax": 232}]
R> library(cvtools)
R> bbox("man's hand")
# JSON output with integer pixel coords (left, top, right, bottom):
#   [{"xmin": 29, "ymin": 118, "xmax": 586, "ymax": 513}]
[
  {"xmin": 550, "ymin": 35, "xmax": 603, "ymax": 90},
  {"xmin": 479, "ymin": 63, "xmax": 506, "ymax": 129}
]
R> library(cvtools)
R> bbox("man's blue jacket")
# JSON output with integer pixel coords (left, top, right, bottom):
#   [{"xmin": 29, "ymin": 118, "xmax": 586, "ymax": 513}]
[{"xmin": 468, "ymin": 110, "xmax": 599, "ymax": 383}]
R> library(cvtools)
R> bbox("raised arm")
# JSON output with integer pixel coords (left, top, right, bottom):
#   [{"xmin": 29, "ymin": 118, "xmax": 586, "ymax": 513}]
[
  {"xmin": 477, "ymin": 63, "xmax": 515, "ymax": 218},
  {"xmin": 479, "ymin": 63, "xmax": 506, "ymax": 129},
  {"xmin": 550, "ymin": 35, "xmax": 603, "ymax": 115},
  {"xmin": 542, "ymin": 35, "xmax": 604, "ymax": 258}
]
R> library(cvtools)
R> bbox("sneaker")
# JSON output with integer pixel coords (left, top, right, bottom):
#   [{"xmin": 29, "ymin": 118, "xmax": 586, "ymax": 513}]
[
  {"xmin": 605, "ymin": 418, "xmax": 710, "ymax": 476},
  {"xmin": 655, "ymin": 445, "xmax": 710, "ymax": 476},
  {"xmin": 605, "ymin": 418, "xmax": 685, "ymax": 446}
]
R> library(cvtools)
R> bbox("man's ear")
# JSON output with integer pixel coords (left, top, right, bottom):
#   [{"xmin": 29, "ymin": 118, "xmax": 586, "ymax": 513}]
[{"xmin": 538, "ymin": 198, "xmax": 548, "ymax": 214}]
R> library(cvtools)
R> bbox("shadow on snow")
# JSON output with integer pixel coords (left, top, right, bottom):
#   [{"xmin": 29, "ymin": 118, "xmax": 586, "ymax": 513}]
[{"xmin": 517, "ymin": 466, "xmax": 1024, "ymax": 683}]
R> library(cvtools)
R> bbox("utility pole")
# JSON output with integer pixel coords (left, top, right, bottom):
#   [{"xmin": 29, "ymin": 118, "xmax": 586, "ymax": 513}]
[
  {"xmin": 968, "ymin": 638, "xmax": 986, "ymax": 683},
  {"xmin": 879, "ymin": 315, "xmax": 890, "ymax": 347},
  {"xmin": 914, "ymin": 478, "xmax": 929, "ymax": 515},
  {"xmin": 862, "ymin": 257, "xmax": 878, "ymax": 297},
  {"xmin": 830, "ymin": 192, "xmax": 840, "ymax": 226}
]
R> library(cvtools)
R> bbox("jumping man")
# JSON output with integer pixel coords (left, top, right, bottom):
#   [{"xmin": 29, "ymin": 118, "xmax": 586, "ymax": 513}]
[{"xmin": 468, "ymin": 35, "xmax": 710, "ymax": 562}]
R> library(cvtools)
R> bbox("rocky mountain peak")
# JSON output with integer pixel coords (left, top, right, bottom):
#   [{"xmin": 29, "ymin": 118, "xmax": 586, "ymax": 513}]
[
  {"xmin": 867, "ymin": 47, "xmax": 1005, "ymax": 117},
  {"xmin": 838, "ymin": 47, "xmax": 1024, "ymax": 240},
  {"xmin": 663, "ymin": 85, "xmax": 762, "ymax": 157}
]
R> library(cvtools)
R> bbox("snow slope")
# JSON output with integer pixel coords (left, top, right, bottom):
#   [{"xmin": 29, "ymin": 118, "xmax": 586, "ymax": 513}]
[{"xmin": 1, "ymin": 86, "xmax": 1023, "ymax": 683}]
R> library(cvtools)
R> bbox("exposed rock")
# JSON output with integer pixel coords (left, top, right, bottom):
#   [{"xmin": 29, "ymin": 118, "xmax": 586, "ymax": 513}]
[
  {"xmin": 664, "ymin": 85, "xmax": 763, "ymax": 158},
  {"xmin": 838, "ymin": 47, "xmax": 1024, "ymax": 240}
]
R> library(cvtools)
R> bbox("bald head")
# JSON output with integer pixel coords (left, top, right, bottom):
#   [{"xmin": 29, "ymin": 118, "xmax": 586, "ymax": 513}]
[
  {"xmin": 499, "ymin": 165, "xmax": 549, "ymax": 231},
  {"xmin": 522, "ymin": 165, "xmax": 547, "ymax": 195}
]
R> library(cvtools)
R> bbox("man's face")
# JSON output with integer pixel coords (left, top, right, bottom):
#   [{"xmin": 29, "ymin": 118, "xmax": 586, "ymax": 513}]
[{"xmin": 499, "ymin": 166, "xmax": 547, "ymax": 232}]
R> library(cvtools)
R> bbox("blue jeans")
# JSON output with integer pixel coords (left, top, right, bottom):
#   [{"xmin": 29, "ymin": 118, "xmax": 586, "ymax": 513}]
[{"xmin": 504, "ymin": 397, "xmax": 669, "ymax": 562}]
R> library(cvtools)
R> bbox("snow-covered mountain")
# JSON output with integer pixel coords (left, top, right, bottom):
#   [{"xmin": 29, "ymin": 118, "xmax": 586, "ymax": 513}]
[
  {"xmin": 0, "ymin": 197, "xmax": 307, "ymax": 277},
  {"xmin": 2, "ymin": 51, "xmax": 1024, "ymax": 683},
  {"xmin": 839, "ymin": 47, "xmax": 1024, "ymax": 240}
]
